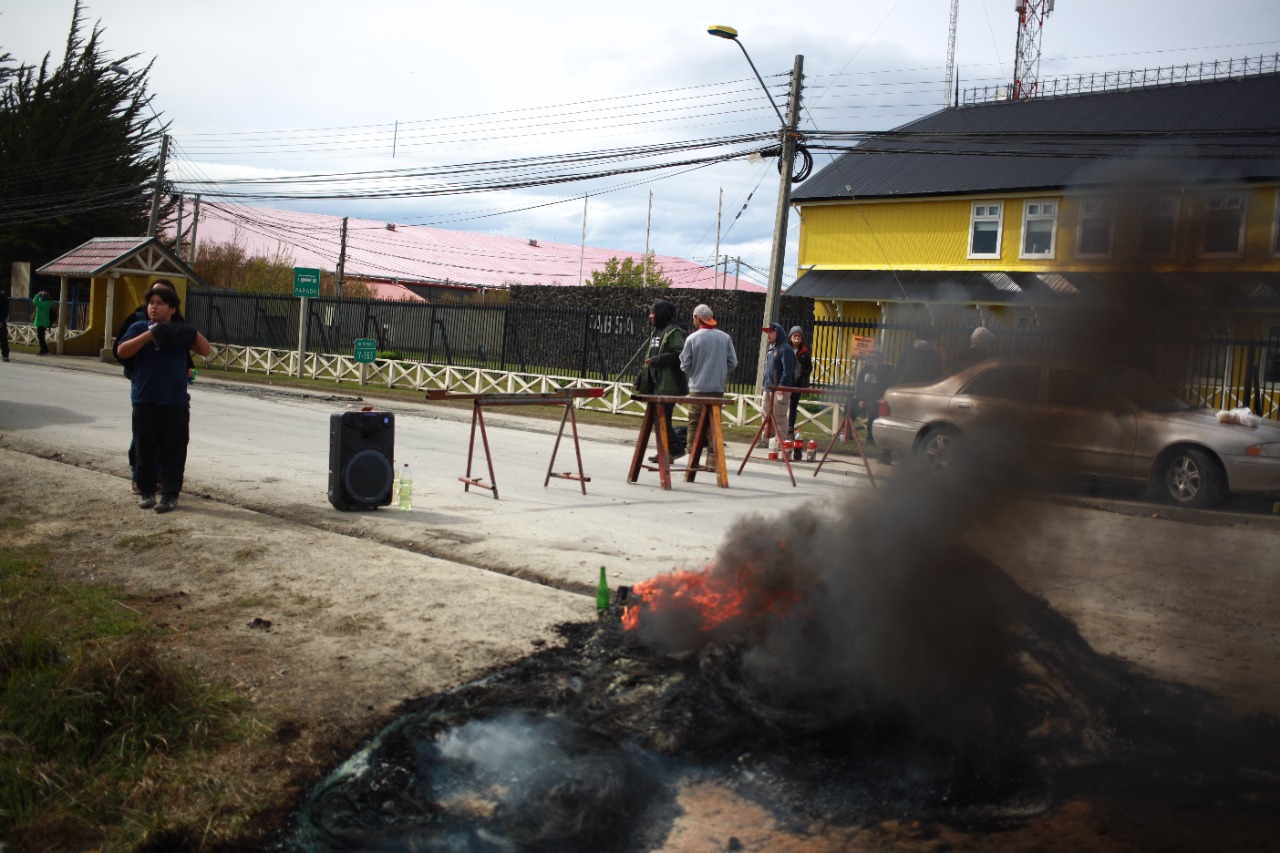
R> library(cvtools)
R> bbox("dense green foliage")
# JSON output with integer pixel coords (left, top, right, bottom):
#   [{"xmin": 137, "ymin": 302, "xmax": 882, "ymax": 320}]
[
  {"xmin": 588, "ymin": 253, "xmax": 671, "ymax": 288},
  {"xmin": 0, "ymin": 1, "xmax": 169, "ymax": 291}
]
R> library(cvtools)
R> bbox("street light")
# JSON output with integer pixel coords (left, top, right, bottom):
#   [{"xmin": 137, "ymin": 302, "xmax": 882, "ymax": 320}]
[
  {"xmin": 108, "ymin": 60, "xmax": 168, "ymax": 238},
  {"xmin": 708, "ymin": 25, "xmax": 804, "ymax": 392}
]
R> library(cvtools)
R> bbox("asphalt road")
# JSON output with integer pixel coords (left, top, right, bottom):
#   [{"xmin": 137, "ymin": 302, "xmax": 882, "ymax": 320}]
[{"xmin": 3, "ymin": 353, "xmax": 1279, "ymax": 714}]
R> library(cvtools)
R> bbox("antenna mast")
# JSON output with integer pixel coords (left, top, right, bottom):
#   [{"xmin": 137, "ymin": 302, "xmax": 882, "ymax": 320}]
[
  {"xmin": 1012, "ymin": 0, "xmax": 1055, "ymax": 100},
  {"xmin": 943, "ymin": 0, "xmax": 960, "ymax": 107}
]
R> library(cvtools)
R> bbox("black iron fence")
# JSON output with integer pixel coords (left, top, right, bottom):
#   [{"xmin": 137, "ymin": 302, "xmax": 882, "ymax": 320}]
[{"xmin": 185, "ymin": 288, "xmax": 1280, "ymax": 419}]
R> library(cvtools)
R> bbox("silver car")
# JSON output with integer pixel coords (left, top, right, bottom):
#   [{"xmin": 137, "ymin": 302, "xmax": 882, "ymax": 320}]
[{"xmin": 873, "ymin": 358, "xmax": 1280, "ymax": 507}]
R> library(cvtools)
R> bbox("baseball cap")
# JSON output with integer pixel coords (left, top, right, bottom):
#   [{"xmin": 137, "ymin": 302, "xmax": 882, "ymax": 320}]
[{"xmin": 692, "ymin": 304, "xmax": 717, "ymax": 326}]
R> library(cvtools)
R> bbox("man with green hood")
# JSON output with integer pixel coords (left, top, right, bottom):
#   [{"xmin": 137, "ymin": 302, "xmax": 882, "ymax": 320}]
[{"xmin": 636, "ymin": 299, "xmax": 687, "ymax": 461}]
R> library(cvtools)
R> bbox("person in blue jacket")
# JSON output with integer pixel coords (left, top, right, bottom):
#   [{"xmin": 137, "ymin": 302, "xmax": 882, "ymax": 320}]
[
  {"xmin": 762, "ymin": 322, "xmax": 796, "ymax": 446},
  {"xmin": 116, "ymin": 284, "xmax": 212, "ymax": 513}
]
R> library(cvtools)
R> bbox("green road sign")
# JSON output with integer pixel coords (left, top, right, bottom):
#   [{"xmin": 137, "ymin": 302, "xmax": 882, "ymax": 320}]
[
  {"xmin": 353, "ymin": 338, "xmax": 378, "ymax": 363},
  {"xmin": 293, "ymin": 267, "xmax": 321, "ymax": 298}
]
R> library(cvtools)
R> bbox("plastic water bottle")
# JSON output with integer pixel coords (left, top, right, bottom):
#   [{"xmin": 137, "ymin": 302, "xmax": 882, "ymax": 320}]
[
  {"xmin": 390, "ymin": 459, "xmax": 399, "ymax": 502},
  {"xmin": 398, "ymin": 463, "xmax": 412, "ymax": 511},
  {"xmin": 596, "ymin": 566, "xmax": 610, "ymax": 613}
]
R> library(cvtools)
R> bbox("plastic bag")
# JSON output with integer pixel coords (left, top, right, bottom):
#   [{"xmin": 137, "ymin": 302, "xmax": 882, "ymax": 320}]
[{"xmin": 1216, "ymin": 407, "xmax": 1261, "ymax": 428}]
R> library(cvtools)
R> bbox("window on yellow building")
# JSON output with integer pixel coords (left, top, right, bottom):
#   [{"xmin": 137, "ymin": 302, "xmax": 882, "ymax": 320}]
[
  {"xmin": 1202, "ymin": 191, "xmax": 1247, "ymax": 255},
  {"xmin": 1139, "ymin": 196, "xmax": 1178, "ymax": 256},
  {"xmin": 1076, "ymin": 198, "xmax": 1114, "ymax": 258},
  {"xmin": 968, "ymin": 202, "xmax": 1003, "ymax": 259},
  {"xmin": 1020, "ymin": 200, "xmax": 1057, "ymax": 259}
]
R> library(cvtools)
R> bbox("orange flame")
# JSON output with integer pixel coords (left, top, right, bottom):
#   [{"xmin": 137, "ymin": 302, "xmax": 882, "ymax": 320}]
[{"xmin": 622, "ymin": 562, "xmax": 799, "ymax": 634}]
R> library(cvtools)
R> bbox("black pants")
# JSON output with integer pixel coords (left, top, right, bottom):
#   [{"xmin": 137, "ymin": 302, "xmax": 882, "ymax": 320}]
[
  {"xmin": 133, "ymin": 404, "xmax": 190, "ymax": 497},
  {"xmin": 659, "ymin": 402, "xmax": 685, "ymax": 455},
  {"xmin": 0, "ymin": 321, "xmax": 9, "ymax": 359},
  {"xmin": 36, "ymin": 325, "xmax": 49, "ymax": 354}
]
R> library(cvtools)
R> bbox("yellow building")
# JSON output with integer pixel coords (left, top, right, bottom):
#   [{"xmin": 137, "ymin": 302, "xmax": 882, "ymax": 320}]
[{"xmin": 790, "ymin": 70, "xmax": 1280, "ymax": 341}]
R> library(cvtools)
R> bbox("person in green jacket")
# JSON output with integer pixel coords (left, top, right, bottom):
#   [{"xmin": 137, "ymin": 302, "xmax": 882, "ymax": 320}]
[
  {"xmin": 636, "ymin": 299, "xmax": 687, "ymax": 461},
  {"xmin": 31, "ymin": 289, "xmax": 53, "ymax": 355}
]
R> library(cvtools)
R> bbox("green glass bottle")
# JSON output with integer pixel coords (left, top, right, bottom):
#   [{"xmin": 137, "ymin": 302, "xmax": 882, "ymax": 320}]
[{"xmin": 596, "ymin": 566, "xmax": 610, "ymax": 613}]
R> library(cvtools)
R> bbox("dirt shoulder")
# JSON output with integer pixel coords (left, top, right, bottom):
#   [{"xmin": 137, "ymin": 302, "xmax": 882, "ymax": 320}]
[{"xmin": 0, "ymin": 447, "xmax": 588, "ymax": 846}]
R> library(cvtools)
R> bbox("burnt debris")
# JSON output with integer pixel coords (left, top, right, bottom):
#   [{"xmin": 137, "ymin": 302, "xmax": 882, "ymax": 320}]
[{"xmin": 278, "ymin": 553, "xmax": 1280, "ymax": 851}]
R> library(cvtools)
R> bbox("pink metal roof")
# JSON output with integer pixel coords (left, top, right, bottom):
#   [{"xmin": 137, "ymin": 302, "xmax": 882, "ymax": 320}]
[
  {"xmin": 37, "ymin": 237, "xmax": 154, "ymax": 276},
  {"xmin": 184, "ymin": 206, "xmax": 764, "ymax": 292}
]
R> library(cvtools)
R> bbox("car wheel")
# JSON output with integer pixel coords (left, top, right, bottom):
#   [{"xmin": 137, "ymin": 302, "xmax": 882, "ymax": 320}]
[
  {"xmin": 918, "ymin": 426, "xmax": 960, "ymax": 473},
  {"xmin": 1160, "ymin": 447, "xmax": 1224, "ymax": 508}
]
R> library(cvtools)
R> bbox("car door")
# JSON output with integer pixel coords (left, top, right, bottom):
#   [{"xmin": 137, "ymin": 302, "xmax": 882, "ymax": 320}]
[
  {"xmin": 1040, "ymin": 368, "xmax": 1137, "ymax": 478},
  {"xmin": 950, "ymin": 365, "xmax": 1043, "ymax": 436}
]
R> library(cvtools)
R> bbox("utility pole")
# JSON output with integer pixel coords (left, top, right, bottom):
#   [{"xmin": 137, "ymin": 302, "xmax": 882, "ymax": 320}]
[
  {"xmin": 755, "ymin": 54, "xmax": 804, "ymax": 392},
  {"xmin": 734, "ymin": 256, "xmax": 741, "ymax": 291},
  {"xmin": 644, "ymin": 191, "xmax": 652, "ymax": 289},
  {"xmin": 147, "ymin": 134, "xmax": 169, "ymax": 238},
  {"xmin": 188, "ymin": 195, "xmax": 201, "ymax": 264},
  {"xmin": 175, "ymin": 193, "xmax": 184, "ymax": 257},
  {"xmin": 337, "ymin": 217, "xmax": 348, "ymax": 298},
  {"xmin": 578, "ymin": 195, "xmax": 588, "ymax": 284},
  {"xmin": 714, "ymin": 187, "xmax": 722, "ymax": 290}
]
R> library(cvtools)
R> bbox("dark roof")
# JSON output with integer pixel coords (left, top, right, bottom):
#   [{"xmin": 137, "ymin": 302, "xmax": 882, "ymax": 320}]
[
  {"xmin": 36, "ymin": 236, "xmax": 205, "ymax": 285},
  {"xmin": 793, "ymin": 73, "xmax": 1280, "ymax": 201},
  {"xmin": 787, "ymin": 269, "xmax": 1280, "ymax": 309}
]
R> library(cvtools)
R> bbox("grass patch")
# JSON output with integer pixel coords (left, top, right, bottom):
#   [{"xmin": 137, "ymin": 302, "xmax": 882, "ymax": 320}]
[
  {"xmin": 114, "ymin": 530, "xmax": 179, "ymax": 551},
  {"xmin": 0, "ymin": 544, "xmax": 261, "ymax": 851}
]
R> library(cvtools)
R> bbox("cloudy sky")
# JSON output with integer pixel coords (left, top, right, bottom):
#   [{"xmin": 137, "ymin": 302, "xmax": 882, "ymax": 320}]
[{"xmin": 4, "ymin": 0, "xmax": 1278, "ymax": 287}]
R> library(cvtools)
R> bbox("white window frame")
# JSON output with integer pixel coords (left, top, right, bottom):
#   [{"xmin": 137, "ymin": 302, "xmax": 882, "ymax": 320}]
[
  {"xmin": 1138, "ymin": 195, "xmax": 1179, "ymax": 257},
  {"xmin": 1075, "ymin": 197, "xmax": 1115, "ymax": 258},
  {"xmin": 1201, "ymin": 190, "xmax": 1248, "ymax": 257},
  {"xmin": 1019, "ymin": 199, "xmax": 1058, "ymax": 260},
  {"xmin": 967, "ymin": 201, "xmax": 1004, "ymax": 259}
]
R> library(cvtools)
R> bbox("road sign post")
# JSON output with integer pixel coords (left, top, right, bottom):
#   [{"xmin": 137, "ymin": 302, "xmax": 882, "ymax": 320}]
[{"xmin": 294, "ymin": 268, "xmax": 321, "ymax": 377}]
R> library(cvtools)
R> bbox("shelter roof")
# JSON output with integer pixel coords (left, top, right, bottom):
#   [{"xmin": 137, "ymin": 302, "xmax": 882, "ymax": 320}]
[
  {"xmin": 794, "ymin": 73, "xmax": 1280, "ymax": 202},
  {"xmin": 185, "ymin": 206, "xmax": 764, "ymax": 292},
  {"xmin": 36, "ymin": 236, "xmax": 204, "ymax": 283}
]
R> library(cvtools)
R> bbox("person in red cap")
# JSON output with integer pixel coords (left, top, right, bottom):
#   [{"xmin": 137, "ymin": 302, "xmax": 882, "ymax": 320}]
[{"xmin": 680, "ymin": 304, "xmax": 737, "ymax": 466}]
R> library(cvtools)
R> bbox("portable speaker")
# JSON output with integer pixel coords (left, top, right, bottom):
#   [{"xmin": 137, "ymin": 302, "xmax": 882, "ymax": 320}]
[{"xmin": 328, "ymin": 410, "xmax": 395, "ymax": 510}]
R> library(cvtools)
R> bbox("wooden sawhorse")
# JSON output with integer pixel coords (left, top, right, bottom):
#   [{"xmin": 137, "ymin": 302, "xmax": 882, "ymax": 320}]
[
  {"xmin": 736, "ymin": 389, "xmax": 798, "ymax": 487},
  {"xmin": 628, "ymin": 394, "xmax": 729, "ymax": 489},
  {"xmin": 425, "ymin": 387, "xmax": 605, "ymax": 499},
  {"xmin": 804, "ymin": 385, "xmax": 876, "ymax": 487}
]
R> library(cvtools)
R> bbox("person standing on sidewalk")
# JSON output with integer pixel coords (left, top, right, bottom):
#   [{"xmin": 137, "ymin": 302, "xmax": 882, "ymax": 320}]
[
  {"xmin": 762, "ymin": 322, "xmax": 796, "ymax": 447},
  {"xmin": 32, "ymin": 289, "xmax": 54, "ymax": 355},
  {"xmin": 679, "ymin": 304, "xmax": 737, "ymax": 466},
  {"xmin": 115, "ymin": 284, "xmax": 212, "ymax": 513},
  {"xmin": 636, "ymin": 300, "xmax": 687, "ymax": 461},
  {"xmin": 786, "ymin": 325, "xmax": 812, "ymax": 447}
]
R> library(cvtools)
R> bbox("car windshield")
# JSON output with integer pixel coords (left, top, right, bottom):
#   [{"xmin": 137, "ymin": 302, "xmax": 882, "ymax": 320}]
[{"xmin": 1109, "ymin": 369, "xmax": 1198, "ymax": 412}]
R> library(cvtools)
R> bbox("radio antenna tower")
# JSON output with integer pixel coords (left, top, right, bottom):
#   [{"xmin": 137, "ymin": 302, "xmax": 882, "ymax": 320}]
[
  {"xmin": 943, "ymin": 0, "xmax": 960, "ymax": 106},
  {"xmin": 1012, "ymin": 0, "xmax": 1055, "ymax": 100}
]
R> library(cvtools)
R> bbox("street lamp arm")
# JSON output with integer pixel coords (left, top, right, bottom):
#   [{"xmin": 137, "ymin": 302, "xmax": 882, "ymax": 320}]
[{"xmin": 732, "ymin": 40, "xmax": 788, "ymax": 128}]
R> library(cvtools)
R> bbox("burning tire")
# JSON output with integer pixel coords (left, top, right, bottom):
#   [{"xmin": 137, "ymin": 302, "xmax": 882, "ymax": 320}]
[
  {"xmin": 1157, "ymin": 446, "xmax": 1225, "ymax": 508},
  {"xmin": 918, "ymin": 425, "xmax": 961, "ymax": 473}
]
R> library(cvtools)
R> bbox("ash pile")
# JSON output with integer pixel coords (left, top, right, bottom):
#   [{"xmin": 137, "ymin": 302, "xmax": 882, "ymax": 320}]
[{"xmin": 280, "ymin": 461, "xmax": 1280, "ymax": 852}]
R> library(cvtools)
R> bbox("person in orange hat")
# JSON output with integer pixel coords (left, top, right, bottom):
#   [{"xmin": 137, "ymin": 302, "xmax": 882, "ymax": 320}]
[{"xmin": 680, "ymin": 304, "xmax": 737, "ymax": 465}]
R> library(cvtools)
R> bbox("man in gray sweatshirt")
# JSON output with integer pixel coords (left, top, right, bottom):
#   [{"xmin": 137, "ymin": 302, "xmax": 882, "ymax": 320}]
[{"xmin": 680, "ymin": 304, "xmax": 738, "ymax": 465}]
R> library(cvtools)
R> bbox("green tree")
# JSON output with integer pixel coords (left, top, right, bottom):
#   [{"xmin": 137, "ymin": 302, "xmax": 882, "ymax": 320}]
[
  {"xmin": 0, "ymin": 1, "xmax": 169, "ymax": 291},
  {"xmin": 588, "ymin": 253, "xmax": 671, "ymax": 288}
]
